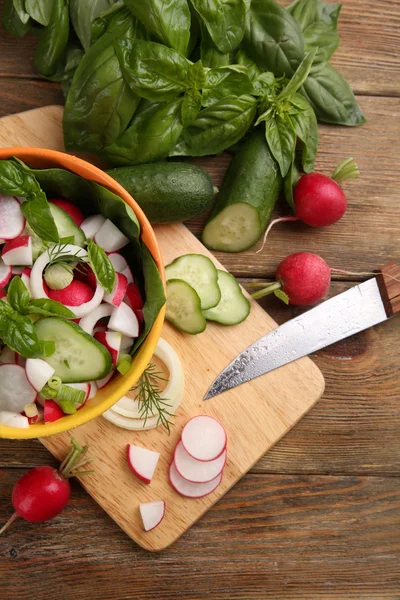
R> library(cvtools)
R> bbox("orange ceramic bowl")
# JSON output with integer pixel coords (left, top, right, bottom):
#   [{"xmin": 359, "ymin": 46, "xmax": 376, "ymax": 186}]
[{"xmin": 0, "ymin": 148, "xmax": 166, "ymax": 439}]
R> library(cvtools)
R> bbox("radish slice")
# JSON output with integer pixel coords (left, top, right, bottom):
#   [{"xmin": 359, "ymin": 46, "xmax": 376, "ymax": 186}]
[
  {"xmin": 108, "ymin": 252, "xmax": 128, "ymax": 272},
  {"xmin": 120, "ymin": 335, "xmax": 134, "ymax": 352},
  {"xmin": 2, "ymin": 235, "xmax": 32, "ymax": 266},
  {"xmin": 169, "ymin": 461, "xmax": 222, "ymax": 498},
  {"xmin": 0, "ymin": 411, "xmax": 29, "ymax": 429},
  {"xmin": 181, "ymin": 416, "xmax": 227, "ymax": 462},
  {"xmin": 30, "ymin": 244, "xmax": 104, "ymax": 318},
  {"xmin": 103, "ymin": 272, "xmax": 128, "ymax": 307},
  {"xmin": 96, "ymin": 370, "xmax": 115, "ymax": 389},
  {"xmin": 0, "ymin": 258, "xmax": 12, "ymax": 287},
  {"xmin": 95, "ymin": 219, "xmax": 129, "ymax": 252},
  {"xmin": 0, "ymin": 196, "xmax": 25, "ymax": 240},
  {"xmin": 0, "ymin": 346, "xmax": 17, "ymax": 364},
  {"xmin": 124, "ymin": 282, "xmax": 143, "ymax": 310},
  {"xmin": 25, "ymin": 358, "xmax": 55, "ymax": 392},
  {"xmin": 44, "ymin": 399, "xmax": 64, "ymax": 423},
  {"xmin": 68, "ymin": 382, "xmax": 90, "ymax": 409},
  {"xmin": 127, "ymin": 444, "xmax": 160, "ymax": 484},
  {"xmin": 139, "ymin": 500, "xmax": 165, "ymax": 531},
  {"xmin": 174, "ymin": 440, "xmax": 227, "ymax": 483},
  {"xmin": 0, "ymin": 364, "xmax": 37, "ymax": 412},
  {"xmin": 80, "ymin": 214, "xmax": 105, "ymax": 239},
  {"xmin": 88, "ymin": 380, "xmax": 98, "ymax": 399},
  {"xmin": 122, "ymin": 266, "xmax": 134, "ymax": 283},
  {"xmin": 94, "ymin": 330, "xmax": 121, "ymax": 364},
  {"xmin": 108, "ymin": 302, "xmax": 139, "ymax": 338},
  {"xmin": 21, "ymin": 266, "xmax": 31, "ymax": 293},
  {"xmin": 79, "ymin": 303, "xmax": 113, "ymax": 335}
]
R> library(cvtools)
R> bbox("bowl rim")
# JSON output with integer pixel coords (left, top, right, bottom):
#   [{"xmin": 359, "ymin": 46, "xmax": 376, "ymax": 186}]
[{"xmin": 0, "ymin": 147, "xmax": 166, "ymax": 440}]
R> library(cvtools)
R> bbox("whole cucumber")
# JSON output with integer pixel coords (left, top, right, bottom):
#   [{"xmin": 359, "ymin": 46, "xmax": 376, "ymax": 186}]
[
  {"xmin": 202, "ymin": 130, "xmax": 282, "ymax": 252},
  {"xmin": 106, "ymin": 162, "xmax": 215, "ymax": 224}
]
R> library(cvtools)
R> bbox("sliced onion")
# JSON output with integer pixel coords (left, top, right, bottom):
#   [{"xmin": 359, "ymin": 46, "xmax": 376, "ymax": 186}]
[
  {"xmin": 79, "ymin": 303, "xmax": 113, "ymax": 335},
  {"xmin": 103, "ymin": 338, "xmax": 184, "ymax": 430},
  {"xmin": 30, "ymin": 244, "xmax": 104, "ymax": 318}
]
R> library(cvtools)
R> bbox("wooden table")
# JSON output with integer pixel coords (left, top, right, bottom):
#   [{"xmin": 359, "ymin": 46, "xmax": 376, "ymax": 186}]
[{"xmin": 1, "ymin": 1, "xmax": 399, "ymax": 598}]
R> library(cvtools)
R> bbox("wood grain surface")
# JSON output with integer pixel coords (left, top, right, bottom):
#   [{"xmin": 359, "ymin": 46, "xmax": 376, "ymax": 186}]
[{"xmin": 0, "ymin": 0, "xmax": 399, "ymax": 595}]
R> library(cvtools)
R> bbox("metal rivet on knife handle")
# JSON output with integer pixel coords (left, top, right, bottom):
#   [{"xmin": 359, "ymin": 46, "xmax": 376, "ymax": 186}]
[{"xmin": 377, "ymin": 263, "xmax": 400, "ymax": 317}]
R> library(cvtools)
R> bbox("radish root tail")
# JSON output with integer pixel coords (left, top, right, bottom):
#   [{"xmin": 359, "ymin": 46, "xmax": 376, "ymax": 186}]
[
  {"xmin": 256, "ymin": 216, "xmax": 299, "ymax": 254},
  {"xmin": 0, "ymin": 512, "xmax": 19, "ymax": 536}
]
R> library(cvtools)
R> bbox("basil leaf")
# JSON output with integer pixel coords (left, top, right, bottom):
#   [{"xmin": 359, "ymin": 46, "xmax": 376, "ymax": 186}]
[
  {"xmin": 132, "ymin": 243, "xmax": 166, "ymax": 353},
  {"xmin": 171, "ymin": 95, "xmax": 257, "ymax": 157},
  {"xmin": 0, "ymin": 310, "xmax": 44, "ymax": 358},
  {"xmin": 87, "ymin": 239, "xmax": 116, "ymax": 294},
  {"xmin": 102, "ymin": 99, "xmax": 184, "ymax": 166},
  {"xmin": 302, "ymin": 63, "xmax": 366, "ymax": 126},
  {"xmin": 283, "ymin": 160, "xmax": 300, "ymax": 211},
  {"xmin": 70, "ymin": 0, "xmax": 114, "ymax": 51},
  {"xmin": 13, "ymin": 0, "xmax": 30, "ymax": 24},
  {"xmin": 25, "ymin": 0, "xmax": 53, "ymax": 26},
  {"xmin": 33, "ymin": 0, "xmax": 69, "ymax": 78},
  {"xmin": 278, "ymin": 49, "xmax": 316, "ymax": 101},
  {"xmin": 236, "ymin": 48, "xmax": 264, "ymax": 83},
  {"xmin": 243, "ymin": 0, "xmax": 304, "ymax": 77},
  {"xmin": 120, "ymin": 40, "xmax": 190, "ymax": 102},
  {"xmin": 124, "ymin": 0, "xmax": 191, "ymax": 56},
  {"xmin": 27, "ymin": 299, "xmax": 75, "ymax": 319},
  {"xmin": 64, "ymin": 7, "xmax": 140, "ymax": 152},
  {"xmin": 7, "ymin": 277, "xmax": 30, "ymax": 313},
  {"xmin": 182, "ymin": 89, "xmax": 202, "ymax": 127},
  {"xmin": 0, "ymin": 159, "xmax": 42, "ymax": 198},
  {"xmin": 3, "ymin": 0, "xmax": 31, "ymax": 37},
  {"xmin": 288, "ymin": 0, "xmax": 341, "ymax": 66},
  {"xmin": 264, "ymin": 113, "xmax": 297, "ymax": 177},
  {"xmin": 200, "ymin": 23, "xmax": 230, "ymax": 68},
  {"xmin": 20, "ymin": 195, "xmax": 60, "ymax": 244},
  {"xmin": 289, "ymin": 93, "xmax": 318, "ymax": 172},
  {"xmin": 188, "ymin": 60, "xmax": 206, "ymax": 90},
  {"xmin": 202, "ymin": 69, "xmax": 254, "ymax": 107},
  {"xmin": 190, "ymin": 0, "xmax": 247, "ymax": 54}
]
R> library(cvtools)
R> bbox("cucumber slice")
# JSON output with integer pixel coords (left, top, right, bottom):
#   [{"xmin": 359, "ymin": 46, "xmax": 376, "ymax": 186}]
[
  {"xmin": 50, "ymin": 204, "xmax": 86, "ymax": 246},
  {"xmin": 203, "ymin": 270, "xmax": 250, "ymax": 325},
  {"xmin": 202, "ymin": 130, "xmax": 282, "ymax": 252},
  {"xmin": 35, "ymin": 317, "xmax": 112, "ymax": 383},
  {"xmin": 166, "ymin": 279, "xmax": 206, "ymax": 335},
  {"xmin": 166, "ymin": 254, "xmax": 220, "ymax": 310}
]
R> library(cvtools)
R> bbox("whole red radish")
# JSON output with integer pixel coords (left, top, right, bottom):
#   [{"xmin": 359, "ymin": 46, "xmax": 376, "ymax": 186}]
[
  {"xmin": 47, "ymin": 279, "xmax": 93, "ymax": 306},
  {"xmin": 251, "ymin": 252, "xmax": 331, "ymax": 306},
  {"xmin": 49, "ymin": 199, "xmax": 84, "ymax": 226},
  {"xmin": 0, "ymin": 438, "xmax": 93, "ymax": 535},
  {"xmin": 257, "ymin": 158, "xmax": 359, "ymax": 252}
]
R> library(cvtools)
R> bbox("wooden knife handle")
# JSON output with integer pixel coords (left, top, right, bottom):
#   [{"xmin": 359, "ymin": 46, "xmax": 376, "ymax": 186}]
[{"xmin": 377, "ymin": 263, "xmax": 400, "ymax": 316}]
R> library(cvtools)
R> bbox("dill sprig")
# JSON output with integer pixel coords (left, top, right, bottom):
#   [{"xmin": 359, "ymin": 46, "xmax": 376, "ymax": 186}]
[
  {"xmin": 46, "ymin": 241, "xmax": 89, "ymax": 277},
  {"xmin": 132, "ymin": 362, "xmax": 174, "ymax": 433}
]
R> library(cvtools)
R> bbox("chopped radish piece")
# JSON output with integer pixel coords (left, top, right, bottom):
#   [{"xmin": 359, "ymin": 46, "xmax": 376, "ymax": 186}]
[
  {"xmin": 79, "ymin": 303, "xmax": 113, "ymax": 335},
  {"xmin": 44, "ymin": 400, "xmax": 64, "ymax": 423},
  {"xmin": 95, "ymin": 219, "xmax": 129, "ymax": 252},
  {"xmin": 21, "ymin": 266, "xmax": 31, "ymax": 293},
  {"xmin": 0, "ymin": 196, "xmax": 25, "ymax": 240},
  {"xmin": 0, "ymin": 258, "xmax": 12, "ymax": 287},
  {"xmin": 108, "ymin": 252, "xmax": 129, "ymax": 272},
  {"xmin": 104, "ymin": 272, "xmax": 128, "ymax": 307},
  {"xmin": 127, "ymin": 444, "xmax": 160, "ymax": 484},
  {"xmin": 80, "ymin": 214, "xmax": 105, "ymax": 239},
  {"xmin": 47, "ymin": 279, "xmax": 94, "ymax": 306},
  {"xmin": 30, "ymin": 244, "xmax": 104, "ymax": 318},
  {"xmin": 26, "ymin": 405, "xmax": 43, "ymax": 424},
  {"xmin": 108, "ymin": 302, "xmax": 139, "ymax": 338},
  {"xmin": 122, "ymin": 266, "xmax": 134, "ymax": 283},
  {"xmin": 93, "ymin": 324, "xmax": 107, "ymax": 334},
  {"xmin": 0, "ymin": 346, "xmax": 17, "ymax": 364},
  {"xmin": 0, "ymin": 364, "xmax": 37, "ymax": 412},
  {"xmin": 139, "ymin": 500, "xmax": 165, "ymax": 531},
  {"xmin": 49, "ymin": 199, "xmax": 84, "ymax": 226},
  {"xmin": 120, "ymin": 334, "xmax": 134, "ymax": 352},
  {"xmin": 124, "ymin": 282, "xmax": 143, "ymax": 310},
  {"xmin": 174, "ymin": 440, "xmax": 227, "ymax": 483},
  {"xmin": 94, "ymin": 330, "xmax": 121, "ymax": 364},
  {"xmin": 0, "ymin": 411, "xmax": 29, "ymax": 429},
  {"xmin": 68, "ymin": 383, "xmax": 91, "ymax": 409},
  {"xmin": 134, "ymin": 309, "xmax": 144, "ymax": 332},
  {"xmin": 181, "ymin": 416, "xmax": 227, "ymax": 462},
  {"xmin": 12, "ymin": 266, "xmax": 24, "ymax": 274},
  {"xmin": 2, "ymin": 235, "xmax": 32, "ymax": 266},
  {"xmin": 96, "ymin": 370, "xmax": 114, "ymax": 389},
  {"xmin": 25, "ymin": 358, "xmax": 55, "ymax": 392},
  {"xmin": 169, "ymin": 461, "xmax": 222, "ymax": 498},
  {"xmin": 88, "ymin": 380, "xmax": 98, "ymax": 399}
]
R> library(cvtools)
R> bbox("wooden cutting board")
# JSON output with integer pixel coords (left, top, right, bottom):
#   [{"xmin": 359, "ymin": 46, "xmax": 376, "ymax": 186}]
[{"xmin": 0, "ymin": 106, "xmax": 325, "ymax": 551}]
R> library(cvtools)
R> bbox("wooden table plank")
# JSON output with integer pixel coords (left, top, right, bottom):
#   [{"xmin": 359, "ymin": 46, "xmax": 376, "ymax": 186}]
[
  {"xmin": 1, "ymin": 281, "xmax": 398, "ymax": 476},
  {"xmin": 1, "ymin": 470, "xmax": 399, "ymax": 599},
  {"xmin": 1, "ymin": 0, "xmax": 399, "ymax": 96}
]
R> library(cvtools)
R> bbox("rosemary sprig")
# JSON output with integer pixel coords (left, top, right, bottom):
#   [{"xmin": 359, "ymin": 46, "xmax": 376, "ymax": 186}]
[{"xmin": 132, "ymin": 362, "xmax": 174, "ymax": 433}]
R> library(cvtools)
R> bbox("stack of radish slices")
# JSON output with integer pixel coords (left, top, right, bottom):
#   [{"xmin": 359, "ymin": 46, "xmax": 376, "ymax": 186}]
[{"xmin": 169, "ymin": 416, "xmax": 227, "ymax": 498}]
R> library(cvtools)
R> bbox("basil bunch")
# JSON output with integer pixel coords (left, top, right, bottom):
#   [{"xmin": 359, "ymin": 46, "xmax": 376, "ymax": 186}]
[{"xmin": 3, "ymin": 0, "xmax": 365, "ymax": 168}]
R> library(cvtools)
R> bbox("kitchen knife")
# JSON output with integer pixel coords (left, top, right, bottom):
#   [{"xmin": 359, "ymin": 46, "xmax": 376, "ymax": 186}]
[{"xmin": 204, "ymin": 263, "xmax": 399, "ymax": 400}]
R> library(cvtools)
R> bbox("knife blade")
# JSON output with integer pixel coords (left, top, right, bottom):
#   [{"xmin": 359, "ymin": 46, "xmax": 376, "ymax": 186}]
[{"xmin": 204, "ymin": 264, "xmax": 399, "ymax": 400}]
